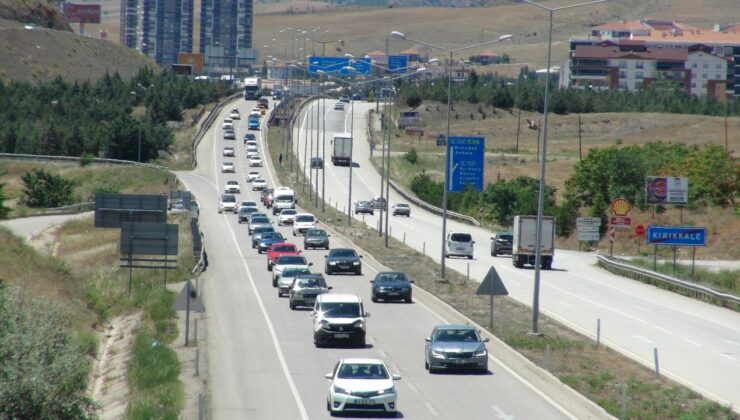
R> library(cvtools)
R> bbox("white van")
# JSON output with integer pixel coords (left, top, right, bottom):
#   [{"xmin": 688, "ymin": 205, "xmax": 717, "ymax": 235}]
[
  {"xmin": 272, "ymin": 187, "xmax": 296, "ymax": 215},
  {"xmin": 445, "ymin": 232, "xmax": 475, "ymax": 259},
  {"xmin": 313, "ymin": 294, "xmax": 369, "ymax": 348}
]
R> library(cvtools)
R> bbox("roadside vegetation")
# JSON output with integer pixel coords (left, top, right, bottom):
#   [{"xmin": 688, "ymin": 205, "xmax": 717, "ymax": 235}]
[
  {"xmin": 266, "ymin": 106, "xmax": 737, "ymax": 418},
  {"xmin": 0, "ymin": 162, "xmax": 194, "ymax": 418},
  {"xmin": 627, "ymin": 257, "xmax": 739, "ymax": 296}
]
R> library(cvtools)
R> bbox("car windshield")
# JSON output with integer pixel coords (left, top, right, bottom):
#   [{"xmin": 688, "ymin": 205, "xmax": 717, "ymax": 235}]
[
  {"xmin": 227, "ymin": 181, "xmax": 238, "ymax": 185},
  {"xmin": 276, "ymin": 195, "xmax": 293, "ymax": 202},
  {"xmin": 498, "ymin": 234, "xmax": 513, "ymax": 241},
  {"xmin": 336, "ymin": 363, "xmax": 389, "ymax": 380},
  {"xmin": 222, "ymin": 195, "xmax": 235, "ymax": 203},
  {"xmin": 306, "ymin": 229, "xmax": 326, "ymax": 237},
  {"xmin": 330, "ymin": 249, "xmax": 357, "ymax": 258},
  {"xmin": 320, "ymin": 302, "xmax": 361, "ymax": 318},
  {"xmin": 375, "ymin": 272, "xmax": 407, "ymax": 283},
  {"xmin": 450, "ymin": 233, "xmax": 472, "ymax": 242},
  {"xmin": 281, "ymin": 210, "xmax": 296, "ymax": 215},
  {"xmin": 239, "ymin": 208, "xmax": 255, "ymax": 215},
  {"xmin": 241, "ymin": 201, "xmax": 257, "ymax": 207},
  {"xmin": 283, "ymin": 268, "xmax": 310, "ymax": 278},
  {"xmin": 277, "ymin": 256, "xmax": 306, "ymax": 265},
  {"xmin": 296, "ymin": 277, "xmax": 325, "ymax": 288},
  {"xmin": 262, "ymin": 233, "xmax": 282, "ymax": 240},
  {"xmin": 254, "ymin": 227, "xmax": 273, "ymax": 233},
  {"xmin": 296, "ymin": 215, "xmax": 314, "ymax": 222},
  {"xmin": 397, "ymin": 204, "xmax": 409, "ymax": 208},
  {"xmin": 434, "ymin": 329, "xmax": 479, "ymax": 342},
  {"xmin": 272, "ymin": 245, "xmax": 296, "ymax": 253},
  {"xmin": 251, "ymin": 217, "xmax": 269, "ymax": 224}
]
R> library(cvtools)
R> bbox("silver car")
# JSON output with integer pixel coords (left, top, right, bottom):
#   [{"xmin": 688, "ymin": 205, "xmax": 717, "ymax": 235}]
[
  {"xmin": 289, "ymin": 274, "xmax": 331, "ymax": 310},
  {"xmin": 248, "ymin": 216, "xmax": 272, "ymax": 235},
  {"xmin": 277, "ymin": 267, "xmax": 311, "ymax": 297},
  {"xmin": 424, "ymin": 324, "xmax": 489, "ymax": 373}
]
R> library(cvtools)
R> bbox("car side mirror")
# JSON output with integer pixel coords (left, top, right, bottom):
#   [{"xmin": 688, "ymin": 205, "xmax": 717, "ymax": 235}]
[
  {"xmin": 425, "ymin": 337, "xmax": 431, "ymax": 342},
  {"xmin": 328, "ymin": 234, "xmax": 332, "ymax": 237},
  {"xmin": 392, "ymin": 374, "xmax": 402, "ymax": 381},
  {"xmin": 359, "ymin": 255, "xmax": 364, "ymax": 258},
  {"xmin": 483, "ymin": 338, "xmax": 490, "ymax": 342},
  {"xmin": 472, "ymin": 241, "xmax": 476, "ymax": 244},
  {"xmin": 409, "ymin": 280, "xmax": 415, "ymax": 283},
  {"xmin": 324, "ymin": 373, "xmax": 334, "ymax": 379},
  {"xmin": 369, "ymin": 280, "xmax": 374, "ymax": 283},
  {"xmin": 324, "ymin": 255, "xmax": 327, "ymax": 258},
  {"xmin": 328, "ymin": 286, "xmax": 333, "ymax": 290},
  {"xmin": 316, "ymin": 220, "xmax": 319, "ymax": 224},
  {"xmin": 309, "ymin": 262, "xmax": 314, "ymax": 266},
  {"xmin": 298, "ymin": 250, "xmax": 302, "ymax": 253}
]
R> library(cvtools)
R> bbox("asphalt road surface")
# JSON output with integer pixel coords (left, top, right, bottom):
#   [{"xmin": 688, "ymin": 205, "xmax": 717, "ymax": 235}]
[
  {"xmin": 290, "ymin": 98, "xmax": 740, "ymax": 411},
  {"xmin": 174, "ymin": 98, "xmax": 586, "ymax": 419}
]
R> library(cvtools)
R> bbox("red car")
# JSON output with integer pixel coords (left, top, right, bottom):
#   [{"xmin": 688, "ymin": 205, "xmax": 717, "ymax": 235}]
[{"xmin": 267, "ymin": 243, "xmax": 301, "ymax": 271}]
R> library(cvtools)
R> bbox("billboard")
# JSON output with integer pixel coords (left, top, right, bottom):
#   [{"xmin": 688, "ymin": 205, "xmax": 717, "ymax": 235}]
[
  {"xmin": 646, "ymin": 176, "xmax": 688, "ymax": 205},
  {"xmin": 398, "ymin": 111, "xmax": 420, "ymax": 128},
  {"xmin": 178, "ymin": 53, "xmax": 204, "ymax": 74},
  {"xmin": 65, "ymin": 4, "xmax": 101, "ymax": 23}
]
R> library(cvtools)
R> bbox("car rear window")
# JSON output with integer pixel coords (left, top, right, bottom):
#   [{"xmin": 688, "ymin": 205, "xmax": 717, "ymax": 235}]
[
  {"xmin": 330, "ymin": 249, "xmax": 357, "ymax": 257},
  {"xmin": 222, "ymin": 195, "xmax": 236, "ymax": 202},
  {"xmin": 450, "ymin": 233, "xmax": 472, "ymax": 242},
  {"xmin": 251, "ymin": 217, "xmax": 270, "ymax": 224},
  {"xmin": 296, "ymin": 215, "xmax": 314, "ymax": 222},
  {"xmin": 277, "ymin": 256, "xmax": 306, "ymax": 265},
  {"xmin": 272, "ymin": 245, "xmax": 296, "ymax": 253}
]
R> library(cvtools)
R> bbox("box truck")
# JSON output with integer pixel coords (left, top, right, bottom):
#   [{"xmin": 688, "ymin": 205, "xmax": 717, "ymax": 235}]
[
  {"xmin": 331, "ymin": 134, "xmax": 352, "ymax": 166},
  {"xmin": 512, "ymin": 215, "xmax": 555, "ymax": 269}
]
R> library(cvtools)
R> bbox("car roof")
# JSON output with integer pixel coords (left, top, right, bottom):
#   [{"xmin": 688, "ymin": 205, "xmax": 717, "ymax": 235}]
[
  {"xmin": 339, "ymin": 358, "xmax": 383, "ymax": 365},
  {"xmin": 434, "ymin": 324, "xmax": 476, "ymax": 331},
  {"xmin": 318, "ymin": 293, "xmax": 361, "ymax": 303}
]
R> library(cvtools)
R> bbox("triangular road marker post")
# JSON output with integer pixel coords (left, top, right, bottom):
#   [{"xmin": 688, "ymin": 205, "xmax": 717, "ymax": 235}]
[
  {"xmin": 476, "ymin": 267, "xmax": 509, "ymax": 330},
  {"xmin": 173, "ymin": 280, "xmax": 205, "ymax": 346}
]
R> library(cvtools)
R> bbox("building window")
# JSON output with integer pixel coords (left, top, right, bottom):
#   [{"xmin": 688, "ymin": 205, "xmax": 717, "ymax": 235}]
[
  {"xmin": 635, "ymin": 71, "xmax": 643, "ymax": 79},
  {"xmin": 618, "ymin": 81, "xmax": 627, "ymax": 90},
  {"xmin": 691, "ymin": 82, "xmax": 696, "ymax": 88},
  {"xmin": 717, "ymin": 74, "xmax": 722, "ymax": 79},
  {"xmin": 692, "ymin": 63, "xmax": 697, "ymax": 68},
  {"xmin": 716, "ymin": 63, "xmax": 722, "ymax": 69},
  {"xmin": 703, "ymin": 73, "xmax": 707, "ymax": 79},
  {"xmin": 635, "ymin": 81, "xmax": 643, "ymax": 90},
  {"xmin": 636, "ymin": 61, "xmax": 644, "ymax": 69},
  {"xmin": 703, "ymin": 63, "xmax": 709, "ymax": 69},
  {"xmin": 619, "ymin": 60, "xmax": 627, "ymax": 69}
]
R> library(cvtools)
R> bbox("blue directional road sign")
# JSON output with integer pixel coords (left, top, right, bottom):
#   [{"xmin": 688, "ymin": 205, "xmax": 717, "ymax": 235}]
[
  {"xmin": 387, "ymin": 55, "xmax": 408, "ymax": 72},
  {"xmin": 646, "ymin": 226, "xmax": 707, "ymax": 246},
  {"xmin": 308, "ymin": 56, "xmax": 371, "ymax": 75},
  {"xmin": 447, "ymin": 136, "xmax": 485, "ymax": 192}
]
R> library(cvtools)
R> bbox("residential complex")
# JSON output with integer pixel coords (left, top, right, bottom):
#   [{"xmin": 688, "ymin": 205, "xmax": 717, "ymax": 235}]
[
  {"xmin": 566, "ymin": 19, "xmax": 740, "ymax": 98},
  {"xmin": 199, "ymin": 0, "xmax": 257, "ymax": 75},
  {"xmin": 120, "ymin": 0, "xmax": 193, "ymax": 67}
]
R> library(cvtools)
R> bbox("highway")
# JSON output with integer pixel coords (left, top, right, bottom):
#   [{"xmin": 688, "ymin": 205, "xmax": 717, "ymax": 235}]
[
  {"xmin": 291, "ymin": 98, "xmax": 740, "ymax": 411},
  {"xmin": 174, "ymin": 98, "xmax": 600, "ymax": 419}
]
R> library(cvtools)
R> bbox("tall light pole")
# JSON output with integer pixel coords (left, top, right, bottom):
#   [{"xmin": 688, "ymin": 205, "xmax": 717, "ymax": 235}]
[
  {"xmin": 522, "ymin": 0, "xmax": 606, "ymax": 334},
  {"xmin": 391, "ymin": 31, "xmax": 512, "ymax": 279},
  {"xmin": 129, "ymin": 83, "xmax": 150, "ymax": 162},
  {"xmin": 345, "ymin": 65, "xmax": 357, "ymax": 226}
]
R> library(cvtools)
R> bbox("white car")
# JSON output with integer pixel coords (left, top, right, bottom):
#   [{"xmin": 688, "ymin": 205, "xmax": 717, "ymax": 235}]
[
  {"xmin": 229, "ymin": 109, "xmax": 240, "ymax": 119},
  {"xmin": 293, "ymin": 213, "xmax": 317, "ymax": 236},
  {"xmin": 237, "ymin": 200, "xmax": 258, "ymax": 212},
  {"xmin": 246, "ymin": 150, "xmax": 259, "ymax": 159},
  {"xmin": 218, "ymin": 194, "xmax": 237, "ymax": 213},
  {"xmin": 252, "ymin": 178, "xmax": 267, "ymax": 191},
  {"xmin": 224, "ymin": 180, "xmax": 240, "ymax": 194},
  {"xmin": 272, "ymin": 255, "xmax": 312, "ymax": 284},
  {"xmin": 221, "ymin": 161, "xmax": 235, "ymax": 173},
  {"xmin": 249, "ymin": 156, "xmax": 262, "ymax": 167},
  {"xmin": 246, "ymin": 171, "xmax": 261, "ymax": 182},
  {"xmin": 249, "ymin": 108, "xmax": 262, "ymax": 117},
  {"xmin": 222, "ymin": 118, "xmax": 234, "ymax": 130},
  {"xmin": 325, "ymin": 358, "xmax": 400, "ymax": 416},
  {"xmin": 223, "ymin": 146, "xmax": 235, "ymax": 157},
  {"xmin": 333, "ymin": 102, "xmax": 345, "ymax": 111},
  {"xmin": 278, "ymin": 209, "xmax": 297, "ymax": 226},
  {"xmin": 245, "ymin": 141, "xmax": 259, "ymax": 152}
]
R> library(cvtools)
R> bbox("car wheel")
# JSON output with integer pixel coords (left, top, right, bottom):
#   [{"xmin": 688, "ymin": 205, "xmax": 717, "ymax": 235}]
[
  {"xmin": 491, "ymin": 248, "xmax": 497, "ymax": 257},
  {"xmin": 468, "ymin": 255, "xmax": 473, "ymax": 260},
  {"xmin": 425, "ymin": 360, "xmax": 429, "ymax": 370},
  {"xmin": 278, "ymin": 290, "xmax": 282, "ymax": 297},
  {"xmin": 293, "ymin": 231, "xmax": 296, "ymax": 237},
  {"xmin": 289, "ymin": 301, "xmax": 296, "ymax": 310},
  {"xmin": 371, "ymin": 296, "xmax": 378, "ymax": 303},
  {"xmin": 325, "ymin": 245, "xmax": 330, "ymax": 250},
  {"xmin": 272, "ymin": 278, "xmax": 277, "ymax": 287},
  {"xmin": 268, "ymin": 264, "xmax": 273, "ymax": 272},
  {"xmin": 405, "ymin": 295, "xmax": 412, "ymax": 303},
  {"xmin": 257, "ymin": 249, "xmax": 261, "ymax": 254},
  {"xmin": 357, "ymin": 336, "xmax": 366, "ymax": 348},
  {"xmin": 356, "ymin": 269, "xmax": 362, "ymax": 276},
  {"xmin": 325, "ymin": 268, "xmax": 332, "ymax": 275}
]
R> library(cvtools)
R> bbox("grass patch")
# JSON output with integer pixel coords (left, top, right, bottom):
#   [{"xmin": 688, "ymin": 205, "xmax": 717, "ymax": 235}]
[
  {"xmin": 265, "ymin": 99, "xmax": 738, "ymax": 419},
  {"xmin": 627, "ymin": 258, "xmax": 739, "ymax": 295}
]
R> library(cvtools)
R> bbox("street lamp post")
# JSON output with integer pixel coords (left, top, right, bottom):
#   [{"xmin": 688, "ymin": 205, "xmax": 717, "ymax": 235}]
[
  {"xmin": 522, "ymin": 0, "xmax": 606, "ymax": 334},
  {"xmin": 391, "ymin": 31, "xmax": 511, "ymax": 279}
]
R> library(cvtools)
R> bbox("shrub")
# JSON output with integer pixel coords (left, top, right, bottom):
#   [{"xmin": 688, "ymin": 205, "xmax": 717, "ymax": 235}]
[
  {"xmin": 79, "ymin": 152, "xmax": 93, "ymax": 167},
  {"xmin": 404, "ymin": 147, "xmax": 418, "ymax": 164},
  {"xmin": 21, "ymin": 169, "xmax": 76, "ymax": 208}
]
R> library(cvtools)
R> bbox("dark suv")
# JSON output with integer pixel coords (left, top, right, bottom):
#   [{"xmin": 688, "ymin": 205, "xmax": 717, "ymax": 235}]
[{"xmin": 490, "ymin": 232, "xmax": 513, "ymax": 256}]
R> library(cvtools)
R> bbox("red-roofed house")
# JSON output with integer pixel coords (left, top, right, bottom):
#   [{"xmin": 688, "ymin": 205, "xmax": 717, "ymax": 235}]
[
  {"xmin": 477, "ymin": 51, "xmax": 501, "ymax": 65},
  {"xmin": 366, "ymin": 50, "xmax": 387, "ymax": 66},
  {"xmin": 400, "ymin": 48, "xmax": 421, "ymax": 62}
]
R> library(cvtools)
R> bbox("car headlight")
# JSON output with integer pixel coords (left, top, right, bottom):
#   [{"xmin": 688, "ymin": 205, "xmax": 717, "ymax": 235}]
[
  {"xmin": 378, "ymin": 386, "xmax": 395, "ymax": 395},
  {"xmin": 329, "ymin": 261, "xmax": 337, "ymax": 266},
  {"xmin": 431, "ymin": 349, "xmax": 446, "ymax": 358},
  {"xmin": 320, "ymin": 320, "xmax": 330, "ymax": 328},
  {"xmin": 333, "ymin": 385, "xmax": 350, "ymax": 395},
  {"xmin": 352, "ymin": 261, "xmax": 360, "ymax": 266},
  {"xmin": 353, "ymin": 320, "xmax": 364, "ymax": 329},
  {"xmin": 474, "ymin": 347, "xmax": 487, "ymax": 357}
]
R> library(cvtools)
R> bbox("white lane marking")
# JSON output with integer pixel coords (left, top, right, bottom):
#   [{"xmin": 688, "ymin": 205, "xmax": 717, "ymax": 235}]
[
  {"xmin": 557, "ymin": 302, "xmax": 573, "ymax": 308},
  {"xmin": 411, "ymin": 298, "xmax": 578, "ymax": 420},
  {"xmin": 682, "ymin": 337, "xmax": 703, "ymax": 348},
  {"xmin": 634, "ymin": 305, "xmax": 650, "ymax": 312},
  {"xmin": 491, "ymin": 405, "xmax": 516, "ymax": 420},
  {"xmin": 633, "ymin": 335, "xmax": 653, "ymax": 344},
  {"xmin": 714, "ymin": 351, "xmax": 738, "ymax": 362},
  {"xmin": 406, "ymin": 382, "xmax": 420, "ymax": 394},
  {"xmin": 424, "ymin": 402, "xmax": 439, "ymax": 417},
  {"xmin": 654, "ymin": 326, "xmax": 673, "ymax": 335},
  {"xmin": 200, "ymin": 103, "xmax": 309, "ymax": 419},
  {"xmin": 378, "ymin": 349, "xmax": 388, "ymax": 358},
  {"xmin": 547, "ymin": 283, "xmax": 648, "ymax": 325}
]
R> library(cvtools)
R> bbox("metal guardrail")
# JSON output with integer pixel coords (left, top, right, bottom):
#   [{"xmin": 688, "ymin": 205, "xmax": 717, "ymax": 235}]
[
  {"xmin": 0, "ymin": 153, "xmax": 167, "ymax": 170},
  {"xmin": 597, "ymin": 254, "xmax": 740, "ymax": 309},
  {"xmin": 191, "ymin": 92, "xmax": 242, "ymax": 168},
  {"xmin": 365, "ymin": 110, "xmax": 480, "ymax": 227}
]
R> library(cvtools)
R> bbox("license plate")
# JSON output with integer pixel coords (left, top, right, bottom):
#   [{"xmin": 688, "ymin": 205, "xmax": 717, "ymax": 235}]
[
  {"xmin": 334, "ymin": 333, "xmax": 350, "ymax": 338},
  {"xmin": 452, "ymin": 359, "xmax": 468, "ymax": 364},
  {"xmin": 352, "ymin": 399, "xmax": 373, "ymax": 405},
  {"xmin": 339, "ymin": 265, "xmax": 350, "ymax": 269},
  {"xmin": 387, "ymin": 292, "xmax": 399, "ymax": 296}
]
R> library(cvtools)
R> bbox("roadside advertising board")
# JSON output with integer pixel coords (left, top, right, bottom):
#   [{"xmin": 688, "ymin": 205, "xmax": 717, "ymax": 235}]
[
  {"xmin": 64, "ymin": 4, "xmax": 101, "ymax": 23},
  {"xmin": 646, "ymin": 176, "xmax": 688, "ymax": 205},
  {"xmin": 398, "ymin": 111, "xmax": 421, "ymax": 128}
]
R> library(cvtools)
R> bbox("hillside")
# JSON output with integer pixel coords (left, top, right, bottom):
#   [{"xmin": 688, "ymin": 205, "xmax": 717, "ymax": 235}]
[{"xmin": 0, "ymin": 0, "xmax": 69, "ymax": 30}]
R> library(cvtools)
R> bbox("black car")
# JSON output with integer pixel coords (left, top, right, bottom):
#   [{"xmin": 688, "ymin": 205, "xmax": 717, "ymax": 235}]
[
  {"xmin": 243, "ymin": 133, "xmax": 256, "ymax": 143},
  {"xmin": 310, "ymin": 157, "xmax": 323, "ymax": 169},
  {"xmin": 371, "ymin": 271, "xmax": 413, "ymax": 303},
  {"xmin": 324, "ymin": 248, "xmax": 363, "ymax": 275},
  {"xmin": 238, "ymin": 207, "xmax": 258, "ymax": 223},
  {"xmin": 354, "ymin": 201, "xmax": 374, "ymax": 215},
  {"xmin": 490, "ymin": 232, "xmax": 513, "ymax": 256},
  {"xmin": 304, "ymin": 228, "xmax": 330, "ymax": 250}
]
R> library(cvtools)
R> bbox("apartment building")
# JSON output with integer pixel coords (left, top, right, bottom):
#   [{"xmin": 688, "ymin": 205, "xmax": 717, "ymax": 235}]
[
  {"xmin": 199, "ymin": 0, "xmax": 257, "ymax": 75},
  {"xmin": 120, "ymin": 0, "xmax": 193, "ymax": 67}
]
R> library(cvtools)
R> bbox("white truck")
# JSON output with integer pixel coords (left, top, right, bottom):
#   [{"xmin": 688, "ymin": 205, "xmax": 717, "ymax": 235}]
[
  {"xmin": 511, "ymin": 215, "xmax": 555, "ymax": 270},
  {"xmin": 244, "ymin": 77, "xmax": 262, "ymax": 100},
  {"xmin": 272, "ymin": 186, "xmax": 296, "ymax": 215},
  {"xmin": 331, "ymin": 133, "xmax": 352, "ymax": 166}
]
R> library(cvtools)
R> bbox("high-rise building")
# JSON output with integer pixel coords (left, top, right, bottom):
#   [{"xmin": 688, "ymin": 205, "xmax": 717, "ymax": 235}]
[
  {"xmin": 200, "ymin": 0, "xmax": 257, "ymax": 75},
  {"xmin": 120, "ymin": 0, "xmax": 193, "ymax": 67}
]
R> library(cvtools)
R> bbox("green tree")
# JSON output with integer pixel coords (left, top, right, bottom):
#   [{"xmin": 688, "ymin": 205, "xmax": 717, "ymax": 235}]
[
  {"xmin": 404, "ymin": 147, "xmax": 418, "ymax": 164},
  {"xmin": 0, "ymin": 183, "xmax": 10, "ymax": 219},
  {"xmin": 21, "ymin": 169, "xmax": 76, "ymax": 208},
  {"xmin": 405, "ymin": 87, "xmax": 422, "ymax": 108}
]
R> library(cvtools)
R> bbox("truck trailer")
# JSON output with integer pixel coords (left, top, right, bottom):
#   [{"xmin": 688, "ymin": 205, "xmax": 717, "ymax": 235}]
[
  {"xmin": 511, "ymin": 215, "xmax": 555, "ymax": 269},
  {"xmin": 244, "ymin": 77, "xmax": 262, "ymax": 100},
  {"xmin": 331, "ymin": 134, "xmax": 352, "ymax": 166}
]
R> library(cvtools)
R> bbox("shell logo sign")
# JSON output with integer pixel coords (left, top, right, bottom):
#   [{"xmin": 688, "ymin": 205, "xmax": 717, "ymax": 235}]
[{"xmin": 610, "ymin": 198, "xmax": 631, "ymax": 216}]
